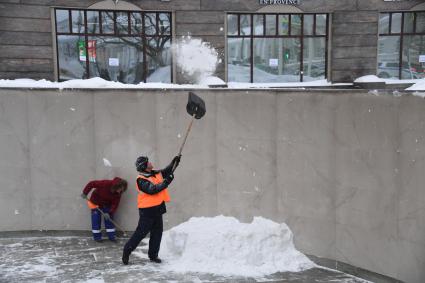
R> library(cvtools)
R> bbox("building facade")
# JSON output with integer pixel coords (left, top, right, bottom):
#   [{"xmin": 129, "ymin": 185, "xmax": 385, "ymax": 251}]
[{"xmin": 0, "ymin": 0, "xmax": 424, "ymax": 83}]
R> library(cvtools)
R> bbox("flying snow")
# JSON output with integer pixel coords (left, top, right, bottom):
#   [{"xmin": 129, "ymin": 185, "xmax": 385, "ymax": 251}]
[{"xmin": 102, "ymin": 158, "xmax": 112, "ymax": 167}]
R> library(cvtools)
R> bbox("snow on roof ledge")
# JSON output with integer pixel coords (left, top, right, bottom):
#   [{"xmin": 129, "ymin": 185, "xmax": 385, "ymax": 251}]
[{"xmin": 0, "ymin": 77, "xmax": 342, "ymax": 90}]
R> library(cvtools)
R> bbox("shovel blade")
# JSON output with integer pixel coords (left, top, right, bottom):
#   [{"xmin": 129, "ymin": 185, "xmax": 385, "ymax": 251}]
[{"xmin": 187, "ymin": 92, "xmax": 206, "ymax": 119}]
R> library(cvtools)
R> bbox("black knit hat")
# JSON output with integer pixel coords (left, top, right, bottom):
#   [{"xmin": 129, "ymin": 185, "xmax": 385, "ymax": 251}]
[{"xmin": 135, "ymin": 156, "xmax": 149, "ymax": 172}]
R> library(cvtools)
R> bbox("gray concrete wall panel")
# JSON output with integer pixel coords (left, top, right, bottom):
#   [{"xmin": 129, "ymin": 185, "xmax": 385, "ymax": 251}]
[
  {"xmin": 333, "ymin": 94, "xmax": 400, "ymax": 278},
  {"xmin": 1, "ymin": 88, "xmax": 424, "ymax": 282},
  {"xmin": 276, "ymin": 92, "xmax": 337, "ymax": 261},
  {"xmin": 0, "ymin": 91, "xmax": 31, "ymax": 230},
  {"xmin": 27, "ymin": 90, "xmax": 95, "ymax": 230},
  {"xmin": 396, "ymin": 96, "xmax": 425, "ymax": 283}
]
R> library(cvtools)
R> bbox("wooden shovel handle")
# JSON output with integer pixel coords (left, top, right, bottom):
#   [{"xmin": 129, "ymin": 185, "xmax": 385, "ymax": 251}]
[{"xmin": 173, "ymin": 114, "xmax": 195, "ymax": 172}]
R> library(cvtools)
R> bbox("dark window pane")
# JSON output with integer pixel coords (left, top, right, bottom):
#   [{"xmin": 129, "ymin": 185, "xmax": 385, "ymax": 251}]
[
  {"xmin": 227, "ymin": 14, "xmax": 238, "ymax": 35},
  {"xmin": 146, "ymin": 37, "xmax": 172, "ymax": 83},
  {"xmin": 303, "ymin": 37, "xmax": 326, "ymax": 81},
  {"xmin": 145, "ymin": 13, "xmax": 157, "ymax": 35},
  {"xmin": 131, "ymin": 12, "xmax": 143, "ymax": 34},
  {"xmin": 377, "ymin": 36, "xmax": 400, "ymax": 78},
  {"xmin": 56, "ymin": 10, "xmax": 70, "ymax": 33},
  {"xmin": 391, "ymin": 13, "xmax": 402, "ymax": 34},
  {"xmin": 379, "ymin": 13, "xmax": 390, "ymax": 34},
  {"xmin": 71, "ymin": 10, "xmax": 85, "ymax": 33},
  {"xmin": 88, "ymin": 36, "xmax": 145, "ymax": 84},
  {"xmin": 116, "ymin": 12, "xmax": 129, "ymax": 34},
  {"xmin": 101, "ymin": 12, "xmax": 114, "ymax": 34},
  {"xmin": 240, "ymin": 14, "xmax": 251, "ymax": 36},
  {"xmin": 417, "ymin": 12, "xmax": 425, "ymax": 33},
  {"xmin": 404, "ymin": 13, "xmax": 414, "ymax": 33},
  {"xmin": 87, "ymin": 11, "xmax": 99, "ymax": 34},
  {"xmin": 254, "ymin": 14, "xmax": 264, "ymax": 35},
  {"xmin": 265, "ymin": 15, "xmax": 276, "ymax": 35},
  {"xmin": 227, "ymin": 38, "xmax": 251, "ymax": 82},
  {"xmin": 303, "ymin": 15, "xmax": 314, "ymax": 35},
  {"xmin": 401, "ymin": 35, "xmax": 425, "ymax": 79},
  {"xmin": 253, "ymin": 38, "xmax": 300, "ymax": 83},
  {"xmin": 57, "ymin": 35, "xmax": 86, "ymax": 80},
  {"xmin": 159, "ymin": 13, "xmax": 171, "ymax": 35},
  {"xmin": 291, "ymin": 14, "xmax": 301, "ymax": 35},
  {"xmin": 278, "ymin": 15, "xmax": 289, "ymax": 35},
  {"xmin": 316, "ymin": 14, "xmax": 326, "ymax": 35}
]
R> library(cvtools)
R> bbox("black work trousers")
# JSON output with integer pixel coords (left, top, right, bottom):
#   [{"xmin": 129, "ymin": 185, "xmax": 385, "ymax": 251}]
[{"xmin": 123, "ymin": 208, "xmax": 164, "ymax": 259}]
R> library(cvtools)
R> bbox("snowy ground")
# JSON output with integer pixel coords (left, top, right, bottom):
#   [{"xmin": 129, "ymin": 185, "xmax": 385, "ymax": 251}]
[
  {"xmin": 0, "ymin": 216, "xmax": 371, "ymax": 283},
  {"xmin": 0, "ymin": 236, "xmax": 370, "ymax": 283}
]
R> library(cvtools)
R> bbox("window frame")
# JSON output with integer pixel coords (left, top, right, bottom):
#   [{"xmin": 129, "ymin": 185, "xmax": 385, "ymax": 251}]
[
  {"xmin": 54, "ymin": 7, "xmax": 172, "ymax": 83},
  {"xmin": 378, "ymin": 11, "xmax": 425, "ymax": 79},
  {"xmin": 226, "ymin": 12, "xmax": 329, "ymax": 83}
]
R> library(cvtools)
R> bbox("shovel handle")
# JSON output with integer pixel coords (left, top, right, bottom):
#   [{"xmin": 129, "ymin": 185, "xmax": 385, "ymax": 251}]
[
  {"xmin": 82, "ymin": 195, "xmax": 128, "ymax": 237},
  {"xmin": 173, "ymin": 114, "xmax": 195, "ymax": 172}
]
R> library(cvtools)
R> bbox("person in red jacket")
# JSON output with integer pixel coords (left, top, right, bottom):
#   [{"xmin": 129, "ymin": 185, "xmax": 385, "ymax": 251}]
[{"xmin": 81, "ymin": 177, "xmax": 127, "ymax": 242}]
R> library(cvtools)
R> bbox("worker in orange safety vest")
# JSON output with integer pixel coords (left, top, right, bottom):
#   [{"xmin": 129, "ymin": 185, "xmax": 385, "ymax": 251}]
[{"xmin": 122, "ymin": 154, "xmax": 180, "ymax": 265}]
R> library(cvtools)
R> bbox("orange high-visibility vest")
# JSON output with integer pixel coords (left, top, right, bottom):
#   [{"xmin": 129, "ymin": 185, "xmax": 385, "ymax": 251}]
[
  {"xmin": 87, "ymin": 200, "xmax": 99, "ymax": 209},
  {"xmin": 137, "ymin": 173, "xmax": 170, "ymax": 208}
]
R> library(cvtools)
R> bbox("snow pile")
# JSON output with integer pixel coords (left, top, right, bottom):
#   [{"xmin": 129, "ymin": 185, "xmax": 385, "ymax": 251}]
[
  {"xmin": 172, "ymin": 36, "xmax": 219, "ymax": 84},
  {"xmin": 354, "ymin": 75, "xmax": 385, "ymax": 83},
  {"xmin": 157, "ymin": 215, "xmax": 315, "ymax": 277},
  {"xmin": 198, "ymin": 76, "xmax": 226, "ymax": 86}
]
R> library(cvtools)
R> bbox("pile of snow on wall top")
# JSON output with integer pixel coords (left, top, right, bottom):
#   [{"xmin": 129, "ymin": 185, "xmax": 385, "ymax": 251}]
[{"xmin": 156, "ymin": 215, "xmax": 315, "ymax": 277}]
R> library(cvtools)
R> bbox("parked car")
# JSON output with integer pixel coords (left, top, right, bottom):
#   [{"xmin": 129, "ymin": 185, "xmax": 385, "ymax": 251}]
[{"xmin": 377, "ymin": 62, "xmax": 422, "ymax": 79}]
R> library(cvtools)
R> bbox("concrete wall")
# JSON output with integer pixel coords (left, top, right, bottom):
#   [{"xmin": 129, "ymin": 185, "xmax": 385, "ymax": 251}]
[
  {"xmin": 0, "ymin": 88, "xmax": 424, "ymax": 282},
  {"xmin": 1, "ymin": 0, "xmax": 424, "ymax": 82}
]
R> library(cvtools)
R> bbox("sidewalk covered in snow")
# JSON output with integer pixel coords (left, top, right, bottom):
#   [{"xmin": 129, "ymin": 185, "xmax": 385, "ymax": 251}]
[{"xmin": 0, "ymin": 234, "xmax": 370, "ymax": 283}]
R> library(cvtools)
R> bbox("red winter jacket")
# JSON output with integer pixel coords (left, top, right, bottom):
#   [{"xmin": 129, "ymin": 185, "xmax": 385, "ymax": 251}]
[{"xmin": 82, "ymin": 177, "xmax": 124, "ymax": 214}]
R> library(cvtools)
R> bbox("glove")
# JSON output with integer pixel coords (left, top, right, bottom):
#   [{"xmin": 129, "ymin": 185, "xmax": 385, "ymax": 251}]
[
  {"xmin": 164, "ymin": 173, "xmax": 174, "ymax": 185},
  {"xmin": 104, "ymin": 213, "xmax": 111, "ymax": 221},
  {"xmin": 81, "ymin": 193, "xmax": 88, "ymax": 199},
  {"xmin": 172, "ymin": 155, "xmax": 181, "ymax": 168}
]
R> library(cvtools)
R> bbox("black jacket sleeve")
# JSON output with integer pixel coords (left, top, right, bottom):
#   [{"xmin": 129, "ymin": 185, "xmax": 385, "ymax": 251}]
[
  {"xmin": 160, "ymin": 160, "xmax": 174, "ymax": 176},
  {"xmin": 137, "ymin": 178, "xmax": 168, "ymax": 195}
]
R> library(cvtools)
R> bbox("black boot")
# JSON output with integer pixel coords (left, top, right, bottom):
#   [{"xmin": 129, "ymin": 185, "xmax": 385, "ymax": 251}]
[
  {"xmin": 122, "ymin": 249, "xmax": 130, "ymax": 265},
  {"xmin": 149, "ymin": 257, "xmax": 162, "ymax": 263}
]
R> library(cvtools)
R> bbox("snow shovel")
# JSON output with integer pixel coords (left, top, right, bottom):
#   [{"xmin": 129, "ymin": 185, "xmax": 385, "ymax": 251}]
[
  {"xmin": 81, "ymin": 195, "xmax": 128, "ymax": 237},
  {"xmin": 172, "ymin": 92, "xmax": 206, "ymax": 172}
]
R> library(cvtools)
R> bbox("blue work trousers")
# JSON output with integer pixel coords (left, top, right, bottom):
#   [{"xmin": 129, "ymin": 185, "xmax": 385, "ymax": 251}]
[{"xmin": 91, "ymin": 207, "xmax": 115, "ymax": 241}]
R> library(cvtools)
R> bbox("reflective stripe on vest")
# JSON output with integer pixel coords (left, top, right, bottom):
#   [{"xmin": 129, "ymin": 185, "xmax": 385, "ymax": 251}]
[
  {"xmin": 87, "ymin": 200, "xmax": 99, "ymax": 210},
  {"xmin": 137, "ymin": 173, "xmax": 170, "ymax": 208}
]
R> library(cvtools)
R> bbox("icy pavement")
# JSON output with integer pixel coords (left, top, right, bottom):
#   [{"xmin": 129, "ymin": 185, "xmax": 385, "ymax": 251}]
[{"xmin": 0, "ymin": 235, "xmax": 370, "ymax": 283}]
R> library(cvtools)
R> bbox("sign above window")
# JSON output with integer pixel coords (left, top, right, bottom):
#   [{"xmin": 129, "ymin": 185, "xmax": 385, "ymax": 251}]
[{"xmin": 259, "ymin": 0, "xmax": 301, "ymax": 5}]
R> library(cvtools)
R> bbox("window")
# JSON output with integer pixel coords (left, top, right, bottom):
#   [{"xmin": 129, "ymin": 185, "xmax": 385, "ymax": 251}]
[
  {"xmin": 378, "ymin": 11, "xmax": 425, "ymax": 80},
  {"xmin": 227, "ymin": 13, "xmax": 328, "ymax": 83},
  {"xmin": 54, "ymin": 9, "xmax": 172, "ymax": 83}
]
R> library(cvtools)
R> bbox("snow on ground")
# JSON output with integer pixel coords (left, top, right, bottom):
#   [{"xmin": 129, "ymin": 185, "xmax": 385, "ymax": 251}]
[
  {"xmin": 0, "ymin": 219, "xmax": 371, "ymax": 283},
  {"xmin": 135, "ymin": 215, "xmax": 315, "ymax": 277}
]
